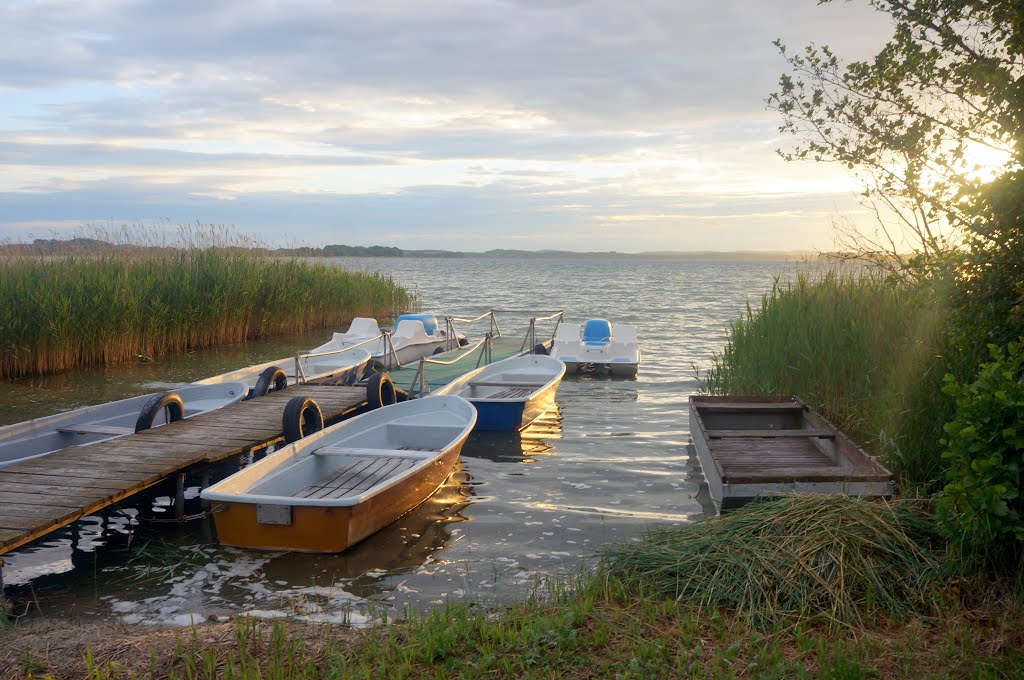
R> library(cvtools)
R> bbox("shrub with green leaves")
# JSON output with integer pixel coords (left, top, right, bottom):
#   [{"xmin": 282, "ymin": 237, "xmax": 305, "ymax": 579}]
[{"xmin": 936, "ymin": 340, "xmax": 1024, "ymax": 572}]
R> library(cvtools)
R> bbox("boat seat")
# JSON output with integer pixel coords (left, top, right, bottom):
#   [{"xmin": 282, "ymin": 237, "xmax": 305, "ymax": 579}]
[
  {"xmin": 299, "ymin": 455, "xmax": 420, "ymax": 500},
  {"xmin": 394, "ymin": 313, "xmax": 438, "ymax": 336},
  {"xmin": 345, "ymin": 317, "xmax": 382, "ymax": 338},
  {"xmin": 314, "ymin": 445, "xmax": 436, "ymax": 458},
  {"xmin": 468, "ymin": 380, "xmax": 545, "ymax": 388},
  {"xmin": 582, "ymin": 319, "xmax": 612, "ymax": 346},
  {"xmin": 484, "ymin": 387, "xmax": 534, "ymax": 399},
  {"xmin": 57, "ymin": 424, "xmax": 134, "ymax": 436}
]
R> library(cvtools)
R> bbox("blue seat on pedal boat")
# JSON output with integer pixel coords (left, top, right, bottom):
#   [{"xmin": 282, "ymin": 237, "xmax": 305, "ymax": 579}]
[{"xmin": 582, "ymin": 319, "xmax": 612, "ymax": 346}]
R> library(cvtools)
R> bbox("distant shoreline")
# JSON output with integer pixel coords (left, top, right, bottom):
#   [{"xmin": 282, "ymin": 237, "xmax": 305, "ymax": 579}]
[{"xmin": 3, "ymin": 238, "xmax": 823, "ymax": 262}]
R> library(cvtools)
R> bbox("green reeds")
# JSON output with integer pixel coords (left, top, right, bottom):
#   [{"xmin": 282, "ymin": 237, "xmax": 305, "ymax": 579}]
[
  {"xmin": 701, "ymin": 269, "xmax": 952, "ymax": 488},
  {"xmin": 595, "ymin": 494, "xmax": 941, "ymax": 627},
  {"xmin": 0, "ymin": 247, "xmax": 412, "ymax": 379}
]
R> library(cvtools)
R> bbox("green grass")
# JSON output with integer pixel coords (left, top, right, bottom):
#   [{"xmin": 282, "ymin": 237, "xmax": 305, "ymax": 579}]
[
  {"xmin": 700, "ymin": 269, "xmax": 954, "ymax": 489},
  {"xmin": 37, "ymin": 589, "xmax": 1024, "ymax": 678},
  {"xmin": 0, "ymin": 247, "xmax": 412, "ymax": 379}
]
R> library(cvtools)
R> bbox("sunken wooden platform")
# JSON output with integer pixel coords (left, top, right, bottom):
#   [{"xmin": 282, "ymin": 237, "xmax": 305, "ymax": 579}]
[
  {"xmin": 0, "ymin": 385, "xmax": 368, "ymax": 556},
  {"xmin": 689, "ymin": 395, "xmax": 893, "ymax": 510}
]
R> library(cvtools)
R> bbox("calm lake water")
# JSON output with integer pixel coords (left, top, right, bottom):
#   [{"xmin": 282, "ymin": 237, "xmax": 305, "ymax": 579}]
[{"xmin": 1, "ymin": 256, "xmax": 793, "ymax": 626}]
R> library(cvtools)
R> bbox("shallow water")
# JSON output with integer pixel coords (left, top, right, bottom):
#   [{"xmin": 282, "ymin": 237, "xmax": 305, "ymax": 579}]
[{"xmin": 1, "ymin": 256, "xmax": 792, "ymax": 625}]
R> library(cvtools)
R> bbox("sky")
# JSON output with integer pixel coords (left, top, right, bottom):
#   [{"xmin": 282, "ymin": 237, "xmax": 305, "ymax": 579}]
[{"xmin": 0, "ymin": 0, "xmax": 897, "ymax": 252}]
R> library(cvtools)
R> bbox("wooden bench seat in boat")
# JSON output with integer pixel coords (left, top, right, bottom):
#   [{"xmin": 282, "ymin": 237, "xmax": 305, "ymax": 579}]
[
  {"xmin": 298, "ymin": 454, "xmax": 424, "ymax": 500},
  {"xmin": 467, "ymin": 380, "xmax": 546, "ymax": 388},
  {"xmin": 56, "ymin": 424, "xmax": 134, "ymax": 436},
  {"xmin": 706, "ymin": 429, "xmax": 835, "ymax": 438},
  {"xmin": 484, "ymin": 387, "xmax": 535, "ymax": 399}
]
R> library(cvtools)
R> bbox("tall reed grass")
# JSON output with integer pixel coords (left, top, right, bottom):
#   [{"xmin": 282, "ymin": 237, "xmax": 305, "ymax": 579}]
[
  {"xmin": 701, "ymin": 269, "xmax": 953, "ymax": 488},
  {"xmin": 0, "ymin": 246, "xmax": 412, "ymax": 379}
]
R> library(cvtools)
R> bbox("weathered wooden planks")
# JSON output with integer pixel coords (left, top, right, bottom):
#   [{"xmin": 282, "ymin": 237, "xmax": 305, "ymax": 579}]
[
  {"xmin": 0, "ymin": 385, "xmax": 368, "ymax": 555},
  {"xmin": 689, "ymin": 395, "xmax": 894, "ymax": 510}
]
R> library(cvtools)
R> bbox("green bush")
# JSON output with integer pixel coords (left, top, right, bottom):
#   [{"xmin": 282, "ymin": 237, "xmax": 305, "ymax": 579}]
[{"xmin": 935, "ymin": 341, "xmax": 1024, "ymax": 572}]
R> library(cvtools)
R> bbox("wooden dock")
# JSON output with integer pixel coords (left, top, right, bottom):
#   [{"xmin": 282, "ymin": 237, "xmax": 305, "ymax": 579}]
[{"xmin": 0, "ymin": 385, "xmax": 368, "ymax": 557}]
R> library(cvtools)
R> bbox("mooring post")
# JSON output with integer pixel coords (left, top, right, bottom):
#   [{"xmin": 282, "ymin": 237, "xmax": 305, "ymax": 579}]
[
  {"xmin": 175, "ymin": 473, "xmax": 186, "ymax": 521},
  {"xmin": 0, "ymin": 557, "xmax": 8, "ymax": 618},
  {"xmin": 199, "ymin": 467, "xmax": 213, "ymax": 515}
]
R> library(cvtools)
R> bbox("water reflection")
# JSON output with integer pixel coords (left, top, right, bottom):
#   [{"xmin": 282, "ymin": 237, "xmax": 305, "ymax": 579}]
[
  {"xmin": 465, "ymin": 406, "xmax": 564, "ymax": 464},
  {"xmin": 257, "ymin": 466, "xmax": 477, "ymax": 599}
]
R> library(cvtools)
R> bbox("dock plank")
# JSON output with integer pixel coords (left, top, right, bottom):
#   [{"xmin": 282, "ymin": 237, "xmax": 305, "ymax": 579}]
[
  {"xmin": 0, "ymin": 490, "xmax": 99, "ymax": 506},
  {"xmin": 0, "ymin": 502, "xmax": 84, "ymax": 520}
]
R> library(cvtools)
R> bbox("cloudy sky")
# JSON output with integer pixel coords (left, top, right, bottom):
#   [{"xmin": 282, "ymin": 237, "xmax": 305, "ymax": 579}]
[{"xmin": 0, "ymin": 0, "xmax": 895, "ymax": 251}]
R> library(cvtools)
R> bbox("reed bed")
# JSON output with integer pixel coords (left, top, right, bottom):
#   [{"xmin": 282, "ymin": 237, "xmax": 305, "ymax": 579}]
[
  {"xmin": 0, "ymin": 248, "xmax": 412, "ymax": 379},
  {"xmin": 701, "ymin": 269, "xmax": 952, "ymax": 487},
  {"xmin": 596, "ymin": 494, "xmax": 940, "ymax": 627}
]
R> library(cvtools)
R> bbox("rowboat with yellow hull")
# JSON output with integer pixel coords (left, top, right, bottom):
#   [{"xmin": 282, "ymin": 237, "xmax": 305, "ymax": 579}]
[{"xmin": 201, "ymin": 396, "xmax": 476, "ymax": 553}]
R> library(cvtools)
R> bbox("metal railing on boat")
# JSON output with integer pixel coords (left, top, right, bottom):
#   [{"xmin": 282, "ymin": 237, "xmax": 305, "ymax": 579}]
[{"xmin": 405, "ymin": 309, "xmax": 564, "ymax": 397}]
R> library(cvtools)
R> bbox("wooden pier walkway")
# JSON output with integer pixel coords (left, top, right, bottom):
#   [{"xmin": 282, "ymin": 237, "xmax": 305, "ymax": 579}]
[{"xmin": 0, "ymin": 385, "xmax": 367, "ymax": 556}]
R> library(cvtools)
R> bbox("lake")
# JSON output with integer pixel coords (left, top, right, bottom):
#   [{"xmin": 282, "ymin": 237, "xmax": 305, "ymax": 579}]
[{"xmin": 1, "ymin": 256, "xmax": 796, "ymax": 625}]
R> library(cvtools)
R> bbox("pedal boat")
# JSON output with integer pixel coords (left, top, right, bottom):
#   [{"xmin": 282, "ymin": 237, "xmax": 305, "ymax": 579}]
[
  {"xmin": 194, "ymin": 345, "xmax": 372, "ymax": 398},
  {"xmin": 0, "ymin": 381, "xmax": 249, "ymax": 469},
  {"xmin": 311, "ymin": 314, "xmax": 465, "ymax": 370},
  {"xmin": 200, "ymin": 395, "xmax": 477, "ymax": 553},
  {"xmin": 433, "ymin": 354, "xmax": 565, "ymax": 431},
  {"xmin": 549, "ymin": 318, "xmax": 640, "ymax": 376}
]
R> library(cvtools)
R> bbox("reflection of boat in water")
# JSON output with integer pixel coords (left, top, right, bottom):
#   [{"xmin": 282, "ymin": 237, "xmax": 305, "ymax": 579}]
[
  {"xmin": 256, "ymin": 464, "xmax": 477, "ymax": 598},
  {"xmin": 462, "ymin": 405, "xmax": 564, "ymax": 464}
]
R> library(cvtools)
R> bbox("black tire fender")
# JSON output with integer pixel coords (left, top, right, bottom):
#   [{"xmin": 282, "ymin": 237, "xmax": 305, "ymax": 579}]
[
  {"xmin": 534, "ymin": 343, "xmax": 549, "ymax": 356},
  {"xmin": 282, "ymin": 396, "xmax": 324, "ymax": 444},
  {"xmin": 251, "ymin": 366, "xmax": 288, "ymax": 398},
  {"xmin": 366, "ymin": 372, "xmax": 397, "ymax": 409},
  {"xmin": 432, "ymin": 346, "xmax": 445, "ymax": 355},
  {"xmin": 458, "ymin": 337, "xmax": 469, "ymax": 347},
  {"xmin": 135, "ymin": 392, "xmax": 185, "ymax": 433}
]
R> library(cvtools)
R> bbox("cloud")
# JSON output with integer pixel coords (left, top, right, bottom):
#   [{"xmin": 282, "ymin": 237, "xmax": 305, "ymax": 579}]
[{"xmin": 0, "ymin": 0, "xmax": 894, "ymax": 250}]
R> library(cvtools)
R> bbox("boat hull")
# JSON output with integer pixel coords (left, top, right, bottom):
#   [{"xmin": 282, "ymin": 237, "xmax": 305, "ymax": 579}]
[
  {"xmin": 471, "ymin": 379, "xmax": 559, "ymax": 431},
  {"xmin": 561, "ymin": 360, "xmax": 638, "ymax": 377},
  {"xmin": 209, "ymin": 444, "xmax": 464, "ymax": 552}
]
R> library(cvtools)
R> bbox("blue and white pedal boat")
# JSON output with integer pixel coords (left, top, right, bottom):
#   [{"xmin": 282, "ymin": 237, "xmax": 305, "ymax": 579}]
[
  {"xmin": 195, "ymin": 346, "xmax": 372, "ymax": 398},
  {"xmin": 433, "ymin": 355, "xmax": 566, "ymax": 431},
  {"xmin": 549, "ymin": 319, "xmax": 640, "ymax": 376},
  {"xmin": 312, "ymin": 314, "xmax": 464, "ymax": 369}
]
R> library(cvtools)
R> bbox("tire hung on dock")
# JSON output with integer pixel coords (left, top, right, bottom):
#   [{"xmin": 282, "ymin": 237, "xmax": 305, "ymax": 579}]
[
  {"xmin": 366, "ymin": 372, "xmax": 397, "ymax": 409},
  {"xmin": 282, "ymin": 396, "xmax": 324, "ymax": 443},
  {"xmin": 135, "ymin": 392, "xmax": 185, "ymax": 433},
  {"xmin": 251, "ymin": 366, "xmax": 288, "ymax": 398}
]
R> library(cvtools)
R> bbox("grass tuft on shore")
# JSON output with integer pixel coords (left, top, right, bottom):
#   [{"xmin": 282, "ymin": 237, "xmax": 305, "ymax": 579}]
[
  {"xmin": 596, "ymin": 494, "xmax": 941, "ymax": 627},
  {"xmin": 0, "ymin": 245, "xmax": 412, "ymax": 379}
]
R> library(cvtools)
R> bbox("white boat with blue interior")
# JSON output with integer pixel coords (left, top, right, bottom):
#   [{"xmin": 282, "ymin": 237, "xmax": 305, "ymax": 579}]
[
  {"xmin": 549, "ymin": 318, "xmax": 640, "ymax": 376},
  {"xmin": 433, "ymin": 354, "xmax": 565, "ymax": 431}
]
